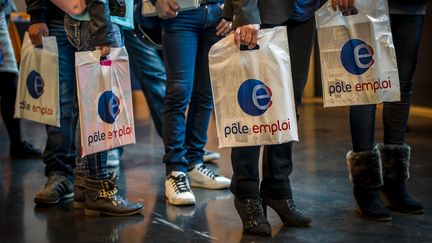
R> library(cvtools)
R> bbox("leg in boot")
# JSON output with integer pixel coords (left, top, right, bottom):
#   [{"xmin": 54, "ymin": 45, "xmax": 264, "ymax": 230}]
[
  {"xmin": 378, "ymin": 143, "xmax": 424, "ymax": 214},
  {"xmin": 84, "ymin": 175, "xmax": 143, "ymax": 217},
  {"xmin": 347, "ymin": 149, "xmax": 391, "ymax": 221}
]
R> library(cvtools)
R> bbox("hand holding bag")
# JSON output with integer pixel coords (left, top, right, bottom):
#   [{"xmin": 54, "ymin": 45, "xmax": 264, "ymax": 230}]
[
  {"xmin": 315, "ymin": 0, "xmax": 400, "ymax": 107},
  {"xmin": 14, "ymin": 33, "xmax": 60, "ymax": 127},
  {"xmin": 209, "ymin": 26, "xmax": 298, "ymax": 148}
]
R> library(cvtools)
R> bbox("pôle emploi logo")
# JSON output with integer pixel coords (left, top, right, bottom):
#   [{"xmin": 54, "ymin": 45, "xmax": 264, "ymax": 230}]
[
  {"xmin": 18, "ymin": 70, "xmax": 54, "ymax": 116},
  {"xmin": 87, "ymin": 90, "xmax": 132, "ymax": 147},
  {"xmin": 223, "ymin": 79, "xmax": 292, "ymax": 138},
  {"xmin": 328, "ymin": 39, "xmax": 392, "ymax": 97}
]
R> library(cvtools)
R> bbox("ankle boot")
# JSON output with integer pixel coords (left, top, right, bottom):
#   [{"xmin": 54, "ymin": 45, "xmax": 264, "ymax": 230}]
[
  {"xmin": 234, "ymin": 197, "xmax": 271, "ymax": 236},
  {"xmin": 73, "ymin": 168, "xmax": 85, "ymax": 208},
  {"xmin": 347, "ymin": 149, "xmax": 391, "ymax": 221},
  {"xmin": 261, "ymin": 195, "xmax": 311, "ymax": 227},
  {"xmin": 378, "ymin": 143, "xmax": 424, "ymax": 214},
  {"xmin": 84, "ymin": 174, "xmax": 143, "ymax": 216}
]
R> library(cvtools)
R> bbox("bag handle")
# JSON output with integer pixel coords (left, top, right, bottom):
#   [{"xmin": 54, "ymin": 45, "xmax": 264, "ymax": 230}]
[{"xmin": 240, "ymin": 44, "xmax": 260, "ymax": 51}]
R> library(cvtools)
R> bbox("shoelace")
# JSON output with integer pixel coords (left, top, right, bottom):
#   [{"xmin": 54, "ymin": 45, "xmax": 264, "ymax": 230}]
[
  {"xmin": 246, "ymin": 198, "xmax": 264, "ymax": 220},
  {"xmin": 170, "ymin": 174, "xmax": 192, "ymax": 194},
  {"xmin": 45, "ymin": 174, "xmax": 63, "ymax": 189},
  {"xmin": 287, "ymin": 199, "xmax": 303, "ymax": 214},
  {"xmin": 196, "ymin": 165, "xmax": 216, "ymax": 179}
]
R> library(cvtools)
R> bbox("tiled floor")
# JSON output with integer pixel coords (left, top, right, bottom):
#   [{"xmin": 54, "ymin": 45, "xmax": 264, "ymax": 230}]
[{"xmin": 1, "ymin": 94, "xmax": 431, "ymax": 243}]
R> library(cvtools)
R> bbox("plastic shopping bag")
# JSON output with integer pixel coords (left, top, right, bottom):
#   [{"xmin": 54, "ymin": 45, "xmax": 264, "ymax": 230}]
[
  {"xmin": 75, "ymin": 47, "xmax": 136, "ymax": 157},
  {"xmin": 209, "ymin": 26, "xmax": 298, "ymax": 148},
  {"xmin": 14, "ymin": 33, "xmax": 60, "ymax": 127},
  {"xmin": 315, "ymin": 0, "xmax": 400, "ymax": 107}
]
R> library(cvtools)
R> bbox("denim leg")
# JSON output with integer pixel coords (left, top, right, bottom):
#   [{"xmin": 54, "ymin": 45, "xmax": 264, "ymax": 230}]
[
  {"xmin": 43, "ymin": 20, "xmax": 78, "ymax": 179},
  {"xmin": 124, "ymin": 29, "xmax": 166, "ymax": 137},
  {"xmin": 64, "ymin": 16, "xmax": 124, "ymax": 179},
  {"xmin": 382, "ymin": 14, "xmax": 424, "ymax": 145}
]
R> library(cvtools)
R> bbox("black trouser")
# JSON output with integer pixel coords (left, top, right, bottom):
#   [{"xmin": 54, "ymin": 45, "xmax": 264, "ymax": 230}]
[
  {"xmin": 349, "ymin": 14, "xmax": 424, "ymax": 152},
  {"xmin": 0, "ymin": 72, "xmax": 21, "ymax": 146},
  {"xmin": 230, "ymin": 18, "xmax": 315, "ymax": 199}
]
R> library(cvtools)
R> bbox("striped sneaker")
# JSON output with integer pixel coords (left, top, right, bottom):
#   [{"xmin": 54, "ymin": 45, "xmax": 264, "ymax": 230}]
[{"xmin": 34, "ymin": 172, "xmax": 74, "ymax": 205}]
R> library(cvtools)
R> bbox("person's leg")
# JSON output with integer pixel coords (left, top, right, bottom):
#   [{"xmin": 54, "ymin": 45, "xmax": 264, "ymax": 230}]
[
  {"xmin": 34, "ymin": 20, "xmax": 77, "ymax": 205},
  {"xmin": 379, "ymin": 14, "xmax": 425, "ymax": 214},
  {"xmin": 124, "ymin": 29, "xmax": 166, "ymax": 137}
]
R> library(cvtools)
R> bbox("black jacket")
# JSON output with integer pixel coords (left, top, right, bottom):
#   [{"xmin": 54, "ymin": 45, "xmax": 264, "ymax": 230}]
[{"xmin": 26, "ymin": 0, "xmax": 113, "ymax": 47}]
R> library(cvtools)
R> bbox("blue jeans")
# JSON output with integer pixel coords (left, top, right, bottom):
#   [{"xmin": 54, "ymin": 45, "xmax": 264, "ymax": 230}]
[
  {"xmin": 161, "ymin": 3, "xmax": 222, "ymax": 174},
  {"xmin": 64, "ymin": 15, "xmax": 124, "ymax": 179},
  {"xmin": 43, "ymin": 20, "xmax": 78, "ymax": 179},
  {"xmin": 349, "ymin": 14, "xmax": 425, "ymax": 152},
  {"xmin": 124, "ymin": 29, "xmax": 166, "ymax": 137}
]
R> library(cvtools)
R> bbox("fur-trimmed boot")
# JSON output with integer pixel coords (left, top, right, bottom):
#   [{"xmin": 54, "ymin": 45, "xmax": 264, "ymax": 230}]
[
  {"xmin": 347, "ymin": 149, "xmax": 391, "ymax": 221},
  {"xmin": 73, "ymin": 168, "xmax": 86, "ymax": 208},
  {"xmin": 84, "ymin": 174, "xmax": 143, "ymax": 216},
  {"xmin": 377, "ymin": 143, "xmax": 424, "ymax": 214}
]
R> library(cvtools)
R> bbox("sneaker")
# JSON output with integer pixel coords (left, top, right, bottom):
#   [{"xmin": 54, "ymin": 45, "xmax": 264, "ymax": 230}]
[
  {"xmin": 165, "ymin": 171, "xmax": 196, "ymax": 206},
  {"xmin": 203, "ymin": 149, "xmax": 220, "ymax": 162},
  {"xmin": 34, "ymin": 172, "xmax": 74, "ymax": 205},
  {"xmin": 10, "ymin": 141, "xmax": 42, "ymax": 159},
  {"xmin": 188, "ymin": 164, "xmax": 231, "ymax": 189},
  {"xmin": 107, "ymin": 148, "xmax": 122, "ymax": 167}
]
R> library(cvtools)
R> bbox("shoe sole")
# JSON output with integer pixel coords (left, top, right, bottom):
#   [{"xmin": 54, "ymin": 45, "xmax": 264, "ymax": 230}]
[
  {"xmin": 84, "ymin": 207, "xmax": 143, "ymax": 217},
  {"xmin": 34, "ymin": 192, "xmax": 74, "ymax": 205},
  {"xmin": 165, "ymin": 197, "xmax": 196, "ymax": 206},
  {"xmin": 354, "ymin": 201, "xmax": 392, "ymax": 222},
  {"xmin": 190, "ymin": 182, "xmax": 230, "ymax": 190}
]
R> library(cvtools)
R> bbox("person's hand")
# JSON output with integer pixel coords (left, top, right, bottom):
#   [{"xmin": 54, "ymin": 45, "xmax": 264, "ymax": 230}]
[
  {"xmin": 95, "ymin": 45, "xmax": 111, "ymax": 56},
  {"xmin": 331, "ymin": 0, "xmax": 358, "ymax": 16},
  {"xmin": 155, "ymin": 0, "xmax": 180, "ymax": 20},
  {"xmin": 234, "ymin": 24, "xmax": 260, "ymax": 49},
  {"xmin": 216, "ymin": 19, "xmax": 232, "ymax": 36},
  {"xmin": 28, "ymin": 23, "xmax": 49, "ymax": 46}
]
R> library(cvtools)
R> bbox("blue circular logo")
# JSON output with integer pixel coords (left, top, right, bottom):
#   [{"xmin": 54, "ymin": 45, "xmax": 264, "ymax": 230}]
[
  {"xmin": 98, "ymin": 91, "xmax": 120, "ymax": 124},
  {"xmin": 340, "ymin": 39, "xmax": 374, "ymax": 75},
  {"xmin": 26, "ymin": 70, "xmax": 45, "ymax": 98},
  {"xmin": 237, "ymin": 79, "xmax": 272, "ymax": 116}
]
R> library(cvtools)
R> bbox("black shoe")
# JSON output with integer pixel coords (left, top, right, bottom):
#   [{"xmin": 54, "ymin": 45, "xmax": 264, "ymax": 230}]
[
  {"xmin": 261, "ymin": 195, "xmax": 311, "ymax": 227},
  {"xmin": 353, "ymin": 186, "xmax": 392, "ymax": 221},
  {"xmin": 381, "ymin": 179, "xmax": 424, "ymax": 214},
  {"xmin": 34, "ymin": 172, "xmax": 74, "ymax": 205},
  {"xmin": 10, "ymin": 141, "xmax": 42, "ymax": 159},
  {"xmin": 84, "ymin": 174, "xmax": 143, "ymax": 216},
  {"xmin": 234, "ymin": 197, "xmax": 271, "ymax": 236}
]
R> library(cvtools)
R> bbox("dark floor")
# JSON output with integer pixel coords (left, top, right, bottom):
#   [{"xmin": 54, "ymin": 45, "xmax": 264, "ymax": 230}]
[{"xmin": 1, "ymin": 95, "xmax": 432, "ymax": 243}]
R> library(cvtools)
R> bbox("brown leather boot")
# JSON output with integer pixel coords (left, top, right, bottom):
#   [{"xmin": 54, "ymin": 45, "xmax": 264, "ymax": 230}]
[{"xmin": 84, "ymin": 174, "xmax": 143, "ymax": 216}]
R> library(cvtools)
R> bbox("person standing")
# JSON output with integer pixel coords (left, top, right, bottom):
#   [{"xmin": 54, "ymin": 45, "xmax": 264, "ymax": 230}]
[{"xmin": 222, "ymin": 0, "xmax": 320, "ymax": 236}]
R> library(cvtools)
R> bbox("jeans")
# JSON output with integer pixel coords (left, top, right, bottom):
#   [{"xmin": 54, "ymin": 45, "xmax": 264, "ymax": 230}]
[
  {"xmin": 231, "ymin": 18, "xmax": 315, "ymax": 199},
  {"xmin": 43, "ymin": 19, "xmax": 78, "ymax": 179},
  {"xmin": 124, "ymin": 29, "xmax": 166, "ymax": 137},
  {"xmin": 161, "ymin": 3, "xmax": 223, "ymax": 174},
  {"xmin": 64, "ymin": 15, "xmax": 124, "ymax": 179},
  {"xmin": 349, "ymin": 14, "xmax": 425, "ymax": 152}
]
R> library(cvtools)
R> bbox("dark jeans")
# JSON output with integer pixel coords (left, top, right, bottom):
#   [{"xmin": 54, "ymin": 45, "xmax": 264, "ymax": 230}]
[
  {"xmin": 64, "ymin": 15, "xmax": 124, "ymax": 179},
  {"xmin": 43, "ymin": 20, "xmax": 78, "ymax": 179},
  {"xmin": 231, "ymin": 18, "xmax": 315, "ymax": 199},
  {"xmin": 124, "ymin": 29, "xmax": 166, "ymax": 137},
  {"xmin": 349, "ymin": 14, "xmax": 424, "ymax": 152},
  {"xmin": 161, "ymin": 3, "xmax": 222, "ymax": 174},
  {"xmin": 0, "ymin": 72, "xmax": 21, "ymax": 146}
]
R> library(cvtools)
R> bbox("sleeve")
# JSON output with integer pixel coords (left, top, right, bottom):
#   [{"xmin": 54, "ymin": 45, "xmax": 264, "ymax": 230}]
[
  {"xmin": 224, "ymin": 0, "xmax": 261, "ymax": 28},
  {"xmin": 86, "ymin": 0, "xmax": 113, "ymax": 47},
  {"xmin": 26, "ymin": 0, "xmax": 47, "ymax": 24}
]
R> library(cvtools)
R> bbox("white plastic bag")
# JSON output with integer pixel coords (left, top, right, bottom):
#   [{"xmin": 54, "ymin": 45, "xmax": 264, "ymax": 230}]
[
  {"xmin": 209, "ymin": 26, "xmax": 298, "ymax": 148},
  {"xmin": 315, "ymin": 0, "xmax": 400, "ymax": 107},
  {"xmin": 14, "ymin": 33, "xmax": 60, "ymax": 127},
  {"xmin": 75, "ymin": 47, "xmax": 136, "ymax": 157}
]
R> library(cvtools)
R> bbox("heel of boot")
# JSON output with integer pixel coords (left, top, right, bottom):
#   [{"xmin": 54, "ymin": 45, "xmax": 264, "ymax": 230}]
[
  {"xmin": 73, "ymin": 200, "xmax": 85, "ymax": 209},
  {"xmin": 85, "ymin": 208, "xmax": 102, "ymax": 216}
]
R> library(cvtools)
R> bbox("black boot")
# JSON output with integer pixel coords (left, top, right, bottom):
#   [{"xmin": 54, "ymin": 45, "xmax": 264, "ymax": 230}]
[
  {"xmin": 84, "ymin": 174, "xmax": 143, "ymax": 216},
  {"xmin": 347, "ymin": 149, "xmax": 391, "ymax": 221},
  {"xmin": 261, "ymin": 195, "xmax": 311, "ymax": 227},
  {"xmin": 378, "ymin": 143, "xmax": 424, "ymax": 214},
  {"xmin": 234, "ymin": 197, "xmax": 271, "ymax": 236},
  {"xmin": 73, "ymin": 168, "xmax": 85, "ymax": 209}
]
